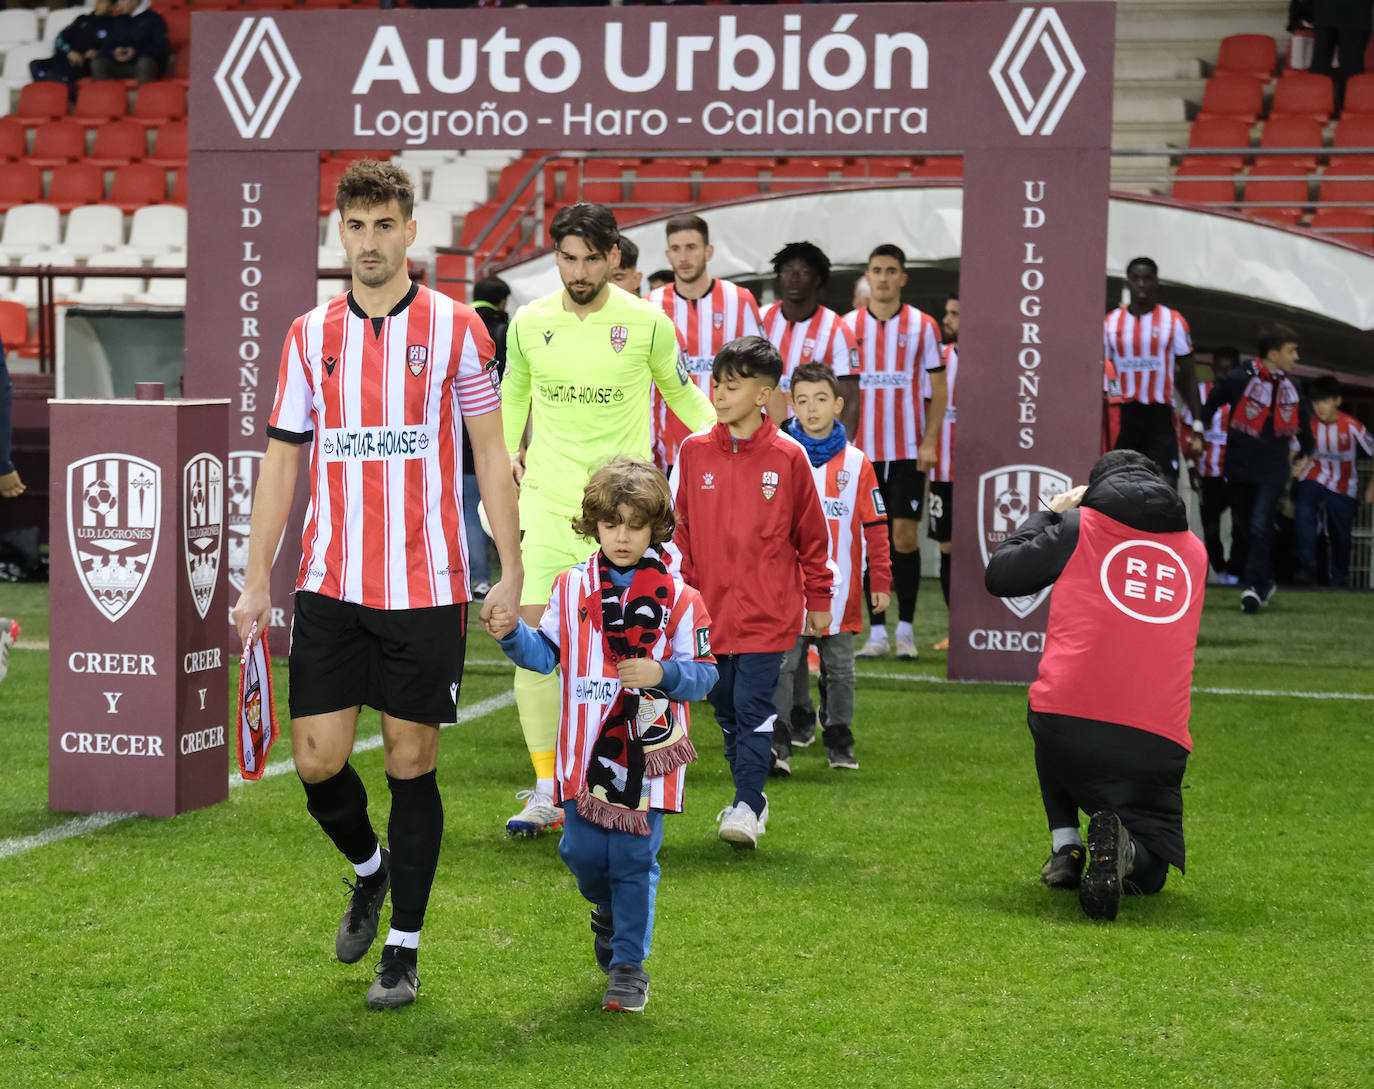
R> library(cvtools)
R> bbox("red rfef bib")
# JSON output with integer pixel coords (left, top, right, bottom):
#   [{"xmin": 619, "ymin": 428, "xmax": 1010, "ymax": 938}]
[{"xmin": 236, "ymin": 630, "xmax": 280, "ymax": 780}]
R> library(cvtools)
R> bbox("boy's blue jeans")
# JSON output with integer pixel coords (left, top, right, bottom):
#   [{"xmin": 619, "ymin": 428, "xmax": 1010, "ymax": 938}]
[
  {"xmin": 558, "ymin": 800, "xmax": 664, "ymax": 970},
  {"xmin": 707, "ymin": 651, "xmax": 783, "ymax": 817}
]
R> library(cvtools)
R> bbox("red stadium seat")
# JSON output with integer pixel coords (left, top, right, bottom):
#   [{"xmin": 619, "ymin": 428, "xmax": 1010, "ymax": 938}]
[
  {"xmin": 1317, "ymin": 160, "xmax": 1374, "ymax": 206},
  {"xmin": 909, "ymin": 156, "xmax": 964, "ymax": 177},
  {"xmin": 0, "ymin": 300, "xmax": 36, "ymax": 355},
  {"xmin": 1196, "ymin": 73, "xmax": 1264, "ymax": 123},
  {"xmin": 1308, "ymin": 208, "xmax": 1374, "ymax": 247},
  {"xmin": 859, "ymin": 159, "xmax": 914, "ymax": 179},
  {"xmin": 0, "ymin": 117, "xmax": 25, "ymax": 162},
  {"xmin": 73, "ymin": 80, "xmax": 129, "ymax": 124},
  {"xmin": 696, "ymin": 161, "xmax": 763, "ymax": 203},
  {"xmin": 162, "ymin": 8, "xmax": 191, "ymax": 51},
  {"xmin": 12, "ymin": 81, "xmax": 70, "ymax": 126},
  {"xmin": 131, "ymin": 80, "xmax": 187, "ymax": 127},
  {"xmin": 1242, "ymin": 162, "xmax": 1310, "ymax": 225},
  {"xmin": 25, "ymin": 117, "xmax": 86, "ymax": 168},
  {"xmin": 318, "ymin": 156, "xmax": 351, "ymax": 214},
  {"xmin": 459, "ymin": 203, "xmax": 524, "ymax": 260},
  {"xmin": 0, "ymin": 163, "xmax": 42, "ymax": 211},
  {"xmin": 630, "ymin": 160, "xmax": 692, "ymax": 205},
  {"xmin": 768, "ymin": 159, "xmax": 832, "ymax": 193},
  {"xmin": 146, "ymin": 119, "xmax": 187, "ymax": 167},
  {"xmin": 494, "ymin": 154, "xmax": 543, "ymax": 201},
  {"xmin": 1170, "ymin": 163, "xmax": 1236, "ymax": 205},
  {"xmin": 46, "ymin": 163, "xmax": 107, "ymax": 212},
  {"xmin": 1258, "ymin": 116, "xmax": 1325, "ymax": 171},
  {"xmin": 1343, "ymin": 73, "xmax": 1374, "ymax": 117},
  {"xmin": 579, "ymin": 160, "xmax": 626, "ymax": 204},
  {"xmin": 1215, "ymin": 34, "xmax": 1277, "ymax": 81},
  {"xmin": 191, "ymin": 0, "xmax": 240, "ymax": 10},
  {"xmin": 109, "ymin": 162, "xmax": 169, "ymax": 212},
  {"xmin": 1270, "ymin": 71, "xmax": 1334, "ymax": 122},
  {"xmin": 89, "ymin": 119, "xmax": 148, "ymax": 167},
  {"xmin": 1330, "ymin": 115, "xmax": 1374, "ymax": 164},
  {"xmin": 1181, "ymin": 117, "xmax": 1252, "ymax": 172}
]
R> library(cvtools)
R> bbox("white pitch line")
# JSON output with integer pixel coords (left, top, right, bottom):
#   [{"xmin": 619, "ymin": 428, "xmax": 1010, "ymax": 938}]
[
  {"xmin": 856, "ymin": 670, "xmax": 1374, "ymax": 701},
  {"xmin": 0, "ymin": 690, "xmax": 515, "ymax": 862}
]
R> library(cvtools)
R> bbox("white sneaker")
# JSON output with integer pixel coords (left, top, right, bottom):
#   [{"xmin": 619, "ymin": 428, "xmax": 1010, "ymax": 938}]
[
  {"xmin": 505, "ymin": 790, "xmax": 563, "ymax": 837},
  {"xmin": 717, "ymin": 803, "xmax": 759, "ymax": 850},
  {"xmin": 894, "ymin": 633, "xmax": 918, "ymax": 660},
  {"xmin": 857, "ymin": 634, "xmax": 889, "ymax": 659}
]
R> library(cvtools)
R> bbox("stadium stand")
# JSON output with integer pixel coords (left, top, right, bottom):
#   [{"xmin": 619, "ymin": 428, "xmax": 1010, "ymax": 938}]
[
  {"xmin": 1270, "ymin": 70, "xmax": 1335, "ymax": 123},
  {"xmin": 61, "ymin": 204, "xmax": 126, "ymax": 259},
  {"xmin": 1196, "ymin": 74, "xmax": 1265, "ymax": 123},
  {"xmin": 1181, "ymin": 118, "xmax": 1252, "ymax": 171},
  {"xmin": 0, "ymin": 203, "xmax": 59, "ymax": 262},
  {"xmin": 47, "ymin": 164, "xmax": 107, "ymax": 213},
  {"xmin": 1213, "ymin": 33, "xmax": 1278, "ymax": 81},
  {"xmin": 1241, "ymin": 162, "xmax": 1309, "ymax": 225},
  {"xmin": 25, "ymin": 118, "xmax": 86, "ymax": 168},
  {"xmin": 89, "ymin": 119, "xmax": 150, "ymax": 168},
  {"xmin": 12, "ymin": 81, "xmax": 68, "ymax": 125},
  {"xmin": 73, "ymin": 80, "xmax": 128, "ymax": 125},
  {"xmin": 0, "ymin": 163, "xmax": 42, "ymax": 211},
  {"xmin": 1258, "ymin": 116, "xmax": 1325, "ymax": 171}
]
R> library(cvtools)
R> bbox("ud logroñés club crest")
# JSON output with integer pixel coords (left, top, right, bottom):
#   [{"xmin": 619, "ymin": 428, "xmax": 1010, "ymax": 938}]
[
  {"xmin": 610, "ymin": 325, "xmax": 628, "ymax": 353},
  {"xmin": 67, "ymin": 454, "xmax": 161, "ymax": 622},
  {"xmin": 183, "ymin": 453, "xmax": 224, "ymax": 620},
  {"xmin": 226, "ymin": 450, "xmax": 284, "ymax": 593},
  {"xmin": 761, "ymin": 470, "xmax": 779, "ymax": 500},
  {"xmin": 977, "ymin": 463, "xmax": 1073, "ymax": 620},
  {"xmin": 407, "ymin": 344, "xmax": 428, "ymax": 376}
]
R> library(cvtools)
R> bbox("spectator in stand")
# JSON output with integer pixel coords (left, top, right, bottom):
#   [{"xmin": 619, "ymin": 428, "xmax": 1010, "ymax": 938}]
[
  {"xmin": 1, "ymin": 343, "xmax": 25, "ymax": 501},
  {"xmin": 29, "ymin": 0, "xmax": 117, "ymax": 92},
  {"xmin": 1292, "ymin": 375, "xmax": 1374, "ymax": 588},
  {"xmin": 1309, "ymin": 0, "xmax": 1374, "ymax": 108},
  {"xmin": 464, "ymin": 275, "xmax": 512, "ymax": 599},
  {"xmin": 1201, "ymin": 324, "xmax": 1315, "ymax": 614},
  {"xmin": 90, "ymin": 0, "xmax": 169, "ymax": 85},
  {"xmin": 611, "ymin": 236, "xmax": 643, "ymax": 296}
]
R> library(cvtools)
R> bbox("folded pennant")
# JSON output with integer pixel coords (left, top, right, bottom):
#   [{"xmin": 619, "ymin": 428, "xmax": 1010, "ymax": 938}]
[{"xmin": 236, "ymin": 628, "xmax": 279, "ymax": 781}]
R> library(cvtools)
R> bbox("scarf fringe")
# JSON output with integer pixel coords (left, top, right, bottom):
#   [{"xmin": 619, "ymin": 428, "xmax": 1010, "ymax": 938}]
[
  {"xmin": 575, "ymin": 790, "xmax": 652, "ymax": 836},
  {"xmin": 641, "ymin": 734, "xmax": 698, "ymax": 778}
]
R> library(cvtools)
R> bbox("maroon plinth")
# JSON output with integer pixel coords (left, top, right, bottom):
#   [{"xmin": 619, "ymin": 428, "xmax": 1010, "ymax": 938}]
[{"xmin": 48, "ymin": 398, "xmax": 232, "ymax": 817}]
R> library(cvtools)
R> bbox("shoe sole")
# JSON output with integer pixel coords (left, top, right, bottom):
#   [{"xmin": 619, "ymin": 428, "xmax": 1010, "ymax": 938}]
[
  {"xmin": 718, "ymin": 826, "xmax": 757, "ymax": 850},
  {"xmin": 1241, "ymin": 597, "xmax": 1260, "ymax": 614},
  {"xmin": 603, "ymin": 997, "xmax": 647, "ymax": 1012},
  {"xmin": 792, "ymin": 736, "xmax": 816, "ymax": 749},
  {"xmin": 366, "ymin": 987, "xmax": 417, "ymax": 1010},
  {"xmin": 829, "ymin": 762, "xmax": 859, "ymax": 770},
  {"xmin": 1080, "ymin": 813, "xmax": 1124, "ymax": 921},
  {"xmin": 505, "ymin": 815, "xmax": 565, "ymax": 837}
]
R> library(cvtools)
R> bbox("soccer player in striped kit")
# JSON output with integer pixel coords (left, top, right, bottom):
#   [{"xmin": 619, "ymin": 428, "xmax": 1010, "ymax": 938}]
[
  {"xmin": 648, "ymin": 214, "xmax": 763, "ymax": 475},
  {"xmin": 927, "ymin": 293, "xmax": 959, "ymax": 651},
  {"xmin": 1178, "ymin": 349, "xmax": 1239, "ymax": 584},
  {"xmin": 232, "ymin": 161, "xmax": 523, "ymax": 1008},
  {"xmin": 1292, "ymin": 375, "xmax": 1374, "ymax": 588},
  {"xmin": 843, "ymin": 245, "xmax": 946, "ymax": 661},
  {"xmin": 1104, "ymin": 257, "xmax": 1205, "ymax": 482}
]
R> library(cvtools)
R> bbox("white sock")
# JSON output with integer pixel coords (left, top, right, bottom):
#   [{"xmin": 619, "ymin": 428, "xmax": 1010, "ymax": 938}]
[
  {"xmin": 895, "ymin": 621, "xmax": 914, "ymax": 641},
  {"xmin": 868, "ymin": 627, "xmax": 888, "ymax": 644},
  {"xmin": 353, "ymin": 844, "xmax": 382, "ymax": 878},
  {"xmin": 535, "ymin": 777, "xmax": 555, "ymax": 799},
  {"xmin": 385, "ymin": 928, "xmax": 420, "ymax": 950},
  {"xmin": 1051, "ymin": 826, "xmax": 1083, "ymax": 852}
]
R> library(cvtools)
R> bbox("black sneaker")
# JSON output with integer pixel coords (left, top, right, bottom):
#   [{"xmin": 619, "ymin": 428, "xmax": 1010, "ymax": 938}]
[
  {"xmin": 602, "ymin": 963, "xmax": 650, "ymax": 1012},
  {"xmin": 1240, "ymin": 587, "xmax": 1261, "ymax": 614},
  {"xmin": 1080, "ymin": 812, "xmax": 1134, "ymax": 921},
  {"xmin": 1040, "ymin": 843, "xmax": 1086, "ymax": 889},
  {"xmin": 366, "ymin": 944, "xmax": 419, "ymax": 1009},
  {"xmin": 336, "ymin": 848, "xmax": 390, "ymax": 964},
  {"xmin": 827, "ymin": 745, "xmax": 859, "ymax": 770},
  {"xmin": 590, "ymin": 906, "xmax": 614, "ymax": 975},
  {"xmin": 791, "ymin": 709, "xmax": 818, "ymax": 749},
  {"xmin": 769, "ymin": 747, "xmax": 791, "ymax": 778}
]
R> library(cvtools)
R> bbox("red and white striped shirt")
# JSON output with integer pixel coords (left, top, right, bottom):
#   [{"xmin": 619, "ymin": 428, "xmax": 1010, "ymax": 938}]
[
  {"xmin": 1302, "ymin": 411, "xmax": 1373, "ymax": 497},
  {"xmin": 268, "ymin": 284, "xmax": 499, "ymax": 610},
  {"xmin": 649, "ymin": 279, "xmax": 762, "ymax": 466},
  {"xmin": 761, "ymin": 302, "xmax": 857, "ymax": 392},
  {"xmin": 541, "ymin": 556, "xmax": 714, "ymax": 813},
  {"xmin": 843, "ymin": 304, "xmax": 943, "ymax": 464},
  {"xmin": 927, "ymin": 343, "xmax": 959, "ymax": 483},
  {"xmin": 804, "ymin": 443, "xmax": 891, "ymax": 634},
  {"xmin": 1179, "ymin": 380, "xmax": 1230, "ymax": 479},
  {"xmin": 1103, "ymin": 304, "xmax": 1193, "ymax": 405}
]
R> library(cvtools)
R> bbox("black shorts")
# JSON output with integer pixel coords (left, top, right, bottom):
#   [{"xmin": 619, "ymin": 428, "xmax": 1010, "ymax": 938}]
[
  {"xmin": 874, "ymin": 459, "xmax": 926, "ymax": 522},
  {"xmin": 288, "ymin": 590, "xmax": 467, "ymax": 724},
  {"xmin": 927, "ymin": 480, "xmax": 953, "ymax": 543},
  {"xmin": 1114, "ymin": 402, "xmax": 1180, "ymax": 480}
]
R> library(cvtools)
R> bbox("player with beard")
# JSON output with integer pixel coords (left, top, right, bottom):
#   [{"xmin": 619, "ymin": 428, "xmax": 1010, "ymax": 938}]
[{"xmin": 501, "ymin": 202, "xmax": 715, "ymax": 836}]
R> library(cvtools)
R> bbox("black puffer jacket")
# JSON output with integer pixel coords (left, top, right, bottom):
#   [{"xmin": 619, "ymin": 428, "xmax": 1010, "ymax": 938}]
[{"xmin": 985, "ymin": 464, "xmax": 1187, "ymax": 599}]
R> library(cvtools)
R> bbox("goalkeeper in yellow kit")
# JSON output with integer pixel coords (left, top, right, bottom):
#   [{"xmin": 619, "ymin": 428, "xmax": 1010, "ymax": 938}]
[{"xmin": 500, "ymin": 203, "xmax": 716, "ymax": 835}]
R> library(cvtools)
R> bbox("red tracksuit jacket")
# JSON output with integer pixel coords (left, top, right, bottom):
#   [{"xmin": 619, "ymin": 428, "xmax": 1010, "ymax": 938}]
[{"xmin": 667, "ymin": 417, "xmax": 833, "ymax": 654}]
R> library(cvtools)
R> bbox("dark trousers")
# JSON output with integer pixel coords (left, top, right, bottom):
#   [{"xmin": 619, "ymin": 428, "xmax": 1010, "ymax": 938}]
[
  {"xmin": 1198, "ymin": 475, "xmax": 1234, "ymax": 575},
  {"xmin": 1294, "ymin": 479, "xmax": 1358, "ymax": 586},
  {"xmin": 707, "ymin": 652, "xmax": 783, "ymax": 818},
  {"xmin": 558, "ymin": 800, "xmax": 663, "ymax": 971},
  {"xmin": 1114, "ymin": 403, "xmax": 1180, "ymax": 486},
  {"xmin": 1229, "ymin": 470, "xmax": 1288, "ymax": 594},
  {"xmin": 1311, "ymin": 25, "xmax": 1372, "ymax": 105}
]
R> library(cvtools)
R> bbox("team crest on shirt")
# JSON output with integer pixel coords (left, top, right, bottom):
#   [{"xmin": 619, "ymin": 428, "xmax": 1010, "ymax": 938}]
[
  {"xmin": 610, "ymin": 325, "xmax": 629, "ymax": 353},
  {"xmin": 761, "ymin": 470, "xmax": 779, "ymax": 500},
  {"xmin": 801, "ymin": 338, "xmax": 816, "ymax": 360},
  {"xmin": 407, "ymin": 345, "xmax": 428, "ymax": 376},
  {"xmin": 897, "ymin": 334, "xmax": 908, "ymax": 348},
  {"xmin": 712, "ymin": 312, "xmax": 724, "ymax": 329},
  {"xmin": 836, "ymin": 470, "xmax": 851, "ymax": 488}
]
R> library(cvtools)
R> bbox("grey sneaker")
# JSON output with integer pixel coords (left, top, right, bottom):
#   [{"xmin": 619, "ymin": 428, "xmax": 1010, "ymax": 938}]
[
  {"xmin": 590, "ymin": 906, "xmax": 614, "ymax": 975},
  {"xmin": 336, "ymin": 848, "xmax": 390, "ymax": 964},
  {"xmin": 827, "ymin": 746, "xmax": 859, "ymax": 770},
  {"xmin": 1080, "ymin": 812, "xmax": 1134, "ymax": 921},
  {"xmin": 602, "ymin": 963, "xmax": 651, "ymax": 1012},
  {"xmin": 791, "ymin": 711, "xmax": 818, "ymax": 748},
  {"xmin": 894, "ymin": 633, "xmax": 919, "ymax": 660},
  {"xmin": 366, "ymin": 945, "xmax": 419, "ymax": 1009},
  {"xmin": 1040, "ymin": 843, "xmax": 1086, "ymax": 889}
]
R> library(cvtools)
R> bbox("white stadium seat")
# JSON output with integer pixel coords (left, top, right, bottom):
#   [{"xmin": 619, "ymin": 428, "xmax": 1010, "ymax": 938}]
[
  {"xmin": 62, "ymin": 204, "xmax": 126, "ymax": 259},
  {"xmin": 0, "ymin": 202, "xmax": 60, "ymax": 262},
  {"xmin": 425, "ymin": 161, "xmax": 489, "ymax": 215},
  {"xmin": 137, "ymin": 250, "xmax": 186, "ymax": 306},
  {"xmin": 10, "ymin": 247, "xmax": 79, "ymax": 305},
  {"xmin": 125, "ymin": 204, "xmax": 187, "ymax": 258},
  {"xmin": 69, "ymin": 249, "xmax": 145, "ymax": 306}
]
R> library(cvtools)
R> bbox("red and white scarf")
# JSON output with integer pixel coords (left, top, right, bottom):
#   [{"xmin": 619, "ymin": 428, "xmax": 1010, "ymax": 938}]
[{"xmin": 1233, "ymin": 363, "xmax": 1300, "ymax": 439}]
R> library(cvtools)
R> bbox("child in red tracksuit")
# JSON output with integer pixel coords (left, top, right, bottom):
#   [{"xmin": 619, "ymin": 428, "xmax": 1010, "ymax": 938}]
[{"xmin": 667, "ymin": 336, "xmax": 833, "ymax": 851}]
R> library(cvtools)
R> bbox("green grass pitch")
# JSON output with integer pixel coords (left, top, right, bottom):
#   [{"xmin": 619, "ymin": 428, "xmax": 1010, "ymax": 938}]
[{"xmin": 0, "ymin": 580, "xmax": 1370, "ymax": 1088}]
